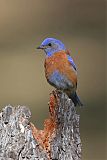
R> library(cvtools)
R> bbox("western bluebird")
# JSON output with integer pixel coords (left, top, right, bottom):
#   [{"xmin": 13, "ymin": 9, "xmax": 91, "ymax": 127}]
[{"xmin": 37, "ymin": 38, "xmax": 83, "ymax": 106}]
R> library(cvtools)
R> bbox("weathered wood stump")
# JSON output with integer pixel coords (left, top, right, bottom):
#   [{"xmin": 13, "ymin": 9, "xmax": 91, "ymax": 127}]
[{"xmin": 0, "ymin": 90, "xmax": 81, "ymax": 160}]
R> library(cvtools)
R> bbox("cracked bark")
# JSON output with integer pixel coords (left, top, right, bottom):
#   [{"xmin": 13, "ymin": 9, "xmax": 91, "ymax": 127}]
[{"xmin": 0, "ymin": 90, "xmax": 81, "ymax": 160}]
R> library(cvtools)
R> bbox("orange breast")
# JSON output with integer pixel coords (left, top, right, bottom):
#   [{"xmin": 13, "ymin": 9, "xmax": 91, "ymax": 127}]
[{"xmin": 44, "ymin": 51, "xmax": 77, "ymax": 87}]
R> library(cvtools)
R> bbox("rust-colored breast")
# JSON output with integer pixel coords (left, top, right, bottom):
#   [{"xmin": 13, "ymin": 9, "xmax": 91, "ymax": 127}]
[{"xmin": 44, "ymin": 51, "xmax": 77, "ymax": 87}]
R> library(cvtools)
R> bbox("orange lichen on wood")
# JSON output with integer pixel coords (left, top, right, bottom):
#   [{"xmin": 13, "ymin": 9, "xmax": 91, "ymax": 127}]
[{"xmin": 31, "ymin": 91, "xmax": 58, "ymax": 157}]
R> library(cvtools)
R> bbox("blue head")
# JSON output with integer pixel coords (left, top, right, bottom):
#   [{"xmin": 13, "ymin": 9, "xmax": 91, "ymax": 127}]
[{"xmin": 37, "ymin": 38, "xmax": 66, "ymax": 57}]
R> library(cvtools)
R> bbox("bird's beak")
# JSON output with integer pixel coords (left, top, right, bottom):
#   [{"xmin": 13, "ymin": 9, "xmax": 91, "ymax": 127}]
[{"xmin": 36, "ymin": 45, "xmax": 46, "ymax": 49}]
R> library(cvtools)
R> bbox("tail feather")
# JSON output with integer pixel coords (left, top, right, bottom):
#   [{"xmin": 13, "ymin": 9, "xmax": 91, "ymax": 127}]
[{"xmin": 70, "ymin": 92, "xmax": 83, "ymax": 107}]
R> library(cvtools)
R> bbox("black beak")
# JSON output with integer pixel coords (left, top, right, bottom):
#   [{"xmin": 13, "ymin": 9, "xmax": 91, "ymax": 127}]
[{"xmin": 36, "ymin": 45, "xmax": 45, "ymax": 49}]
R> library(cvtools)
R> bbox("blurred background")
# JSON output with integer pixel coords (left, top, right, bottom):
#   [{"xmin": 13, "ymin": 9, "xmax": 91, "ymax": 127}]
[{"xmin": 0, "ymin": 0, "xmax": 106, "ymax": 159}]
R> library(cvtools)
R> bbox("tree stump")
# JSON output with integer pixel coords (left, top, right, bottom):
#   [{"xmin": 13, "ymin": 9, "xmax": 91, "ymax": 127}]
[{"xmin": 0, "ymin": 90, "xmax": 81, "ymax": 160}]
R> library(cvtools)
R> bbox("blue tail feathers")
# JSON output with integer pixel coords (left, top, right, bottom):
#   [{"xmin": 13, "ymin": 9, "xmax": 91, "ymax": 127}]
[{"xmin": 69, "ymin": 92, "xmax": 83, "ymax": 107}]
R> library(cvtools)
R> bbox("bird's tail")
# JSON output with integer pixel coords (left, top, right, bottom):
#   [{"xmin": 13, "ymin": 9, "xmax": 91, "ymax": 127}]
[{"xmin": 69, "ymin": 92, "xmax": 83, "ymax": 107}]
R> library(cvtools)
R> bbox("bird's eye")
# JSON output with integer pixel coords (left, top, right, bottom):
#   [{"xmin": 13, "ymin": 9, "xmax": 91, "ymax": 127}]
[{"xmin": 48, "ymin": 43, "xmax": 52, "ymax": 46}]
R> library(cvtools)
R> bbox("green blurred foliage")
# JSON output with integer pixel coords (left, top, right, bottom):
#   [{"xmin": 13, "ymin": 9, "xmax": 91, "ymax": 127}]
[{"xmin": 0, "ymin": 0, "xmax": 106, "ymax": 160}]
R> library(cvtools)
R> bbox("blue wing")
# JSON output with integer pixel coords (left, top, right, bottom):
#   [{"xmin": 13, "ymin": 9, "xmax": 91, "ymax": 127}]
[{"xmin": 67, "ymin": 55, "xmax": 77, "ymax": 70}]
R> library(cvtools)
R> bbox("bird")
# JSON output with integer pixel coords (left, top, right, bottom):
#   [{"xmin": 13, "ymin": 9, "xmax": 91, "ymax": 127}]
[{"xmin": 37, "ymin": 38, "xmax": 83, "ymax": 106}]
